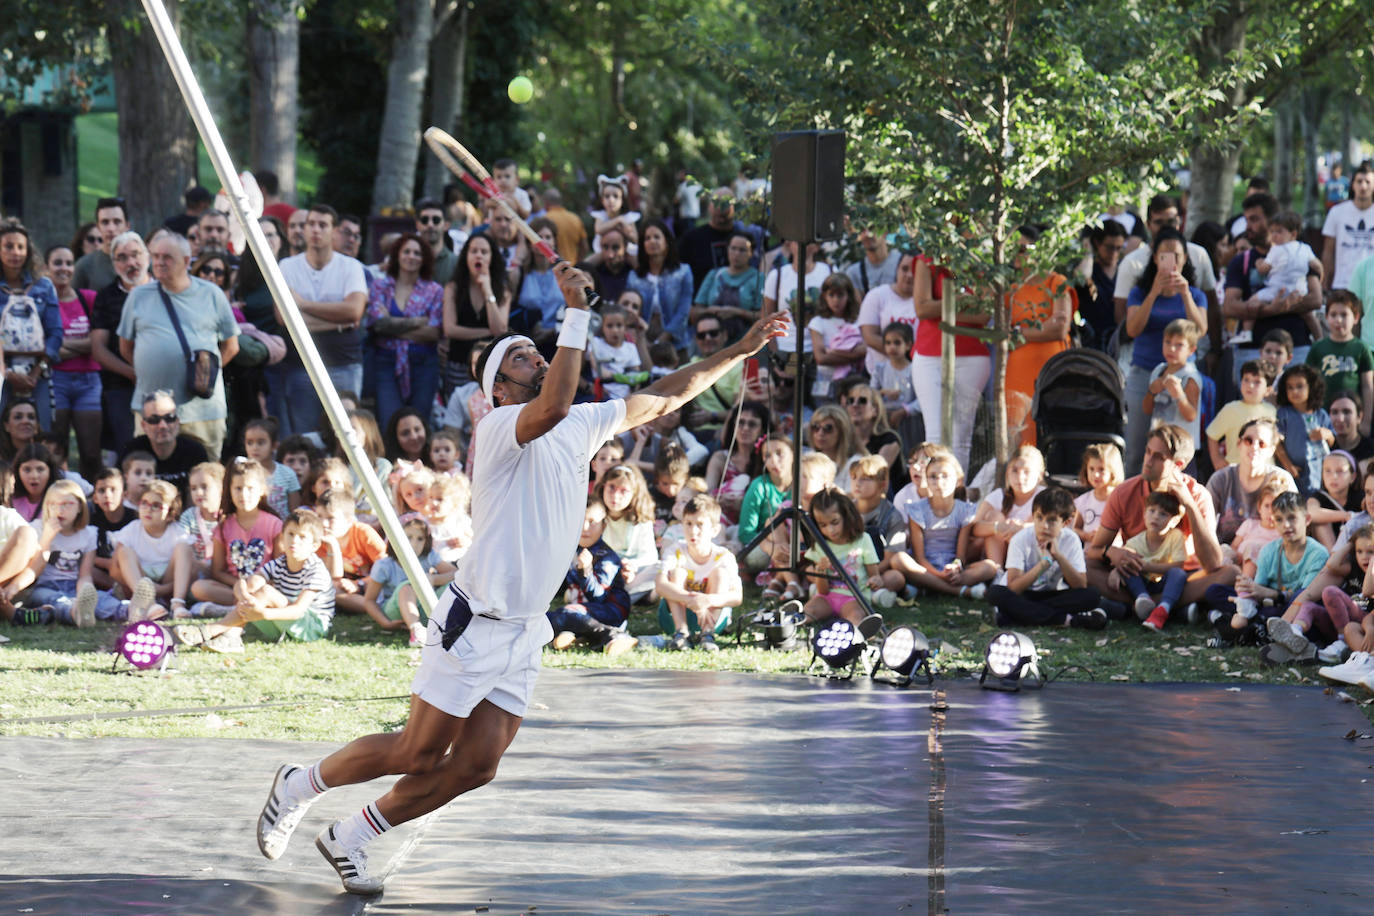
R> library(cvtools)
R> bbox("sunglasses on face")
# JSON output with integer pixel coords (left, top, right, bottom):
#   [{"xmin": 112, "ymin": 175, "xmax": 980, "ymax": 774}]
[
  {"xmin": 844, "ymin": 396, "xmax": 869, "ymax": 407},
  {"xmin": 418, "ymin": 215, "xmax": 445, "ymax": 225},
  {"xmin": 810, "ymin": 423, "xmax": 836, "ymax": 435},
  {"xmin": 198, "ymin": 266, "xmax": 225, "ymax": 278},
  {"xmin": 85, "ymin": 235, "xmax": 101, "ymax": 245},
  {"xmin": 144, "ymin": 413, "xmax": 178, "ymax": 426},
  {"xmin": 696, "ymin": 328, "xmax": 723, "ymax": 339}
]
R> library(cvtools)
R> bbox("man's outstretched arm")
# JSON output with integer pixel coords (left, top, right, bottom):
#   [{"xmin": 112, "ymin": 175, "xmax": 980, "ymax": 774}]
[
  {"xmin": 515, "ymin": 263, "xmax": 595, "ymax": 445},
  {"xmin": 618, "ymin": 313, "xmax": 787, "ymax": 434}
]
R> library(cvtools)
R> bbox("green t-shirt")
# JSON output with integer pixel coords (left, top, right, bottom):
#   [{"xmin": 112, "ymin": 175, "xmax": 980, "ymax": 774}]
[{"xmin": 1306, "ymin": 336, "xmax": 1373, "ymax": 406}]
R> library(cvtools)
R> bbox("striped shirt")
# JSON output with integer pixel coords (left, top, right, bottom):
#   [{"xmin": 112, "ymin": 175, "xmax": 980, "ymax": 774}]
[{"xmin": 262, "ymin": 554, "xmax": 335, "ymax": 622}]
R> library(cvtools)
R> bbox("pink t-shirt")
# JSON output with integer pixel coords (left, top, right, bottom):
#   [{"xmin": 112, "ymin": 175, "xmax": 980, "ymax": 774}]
[
  {"xmin": 216, "ymin": 511, "xmax": 284, "ymax": 578},
  {"xmin": 55, "ymin": 291, "xmax": 100, "ymax": 373}
]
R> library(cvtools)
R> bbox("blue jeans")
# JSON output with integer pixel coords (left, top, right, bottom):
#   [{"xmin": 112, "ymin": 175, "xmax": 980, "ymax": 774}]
[
  {"xmin": 276, "ymin": 362, "xmax": 364, "ymax": 437},
  {"xmin": 1126, "ymin": 567, "xmax": 1189, "ymax": 612},
  {"xmin": 52, "ymin": 369, "xmax": 102, "ymax": 412},
  {"xmin": 372, "ymin": 348, "xmax": 440, "ymax": 434},
  {"xmin": 24, "ymin": 579, "xmax": 124, "ymax": 625}
]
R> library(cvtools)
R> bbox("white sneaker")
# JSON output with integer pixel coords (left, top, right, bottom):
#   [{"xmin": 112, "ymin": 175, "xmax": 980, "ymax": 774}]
[
  {"xmin": 871, "ymin": 588, "xmax": 896, "ymax": 609},
  {"xmin": 73, "ymin": 583, "xmax": 98, "ymax": 629},
  {"xmin": 1318, "ymin": 651, "xmax": 1374, "ymax": 685},
  {"xmin": 258, "ymin": 764, "xmax": 315, "ymax": 860},
  {"xmin": 316, "ymin": 821, "xmax": 384, "ymax": 895},
  {"xmin": 1317, "ymin": 641, "xmax": 1351, "ymax": 665},
  {"xmin": 1266, "ymin": 617, "xmax": 1311, "ymax": 655},
  {"xmin": 963, "ymin": 583, "xmax": 987, "ymax": 600},
  {"xmin": 128, "ymin": 577, "xmax": 157, "ymax": 623},
  {"xmin": 1134, "ymin": 595, "xmax": 1155, "ymax": 620},
  {"xmin": 1229, "ymin": 329, "xmax": 1253, "ymax": 345}
]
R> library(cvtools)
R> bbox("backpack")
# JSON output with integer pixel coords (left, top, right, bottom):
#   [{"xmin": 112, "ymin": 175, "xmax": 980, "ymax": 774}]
[{"xmin": 0, "ymin": 292, "xmax": 48, "ymax": 370}]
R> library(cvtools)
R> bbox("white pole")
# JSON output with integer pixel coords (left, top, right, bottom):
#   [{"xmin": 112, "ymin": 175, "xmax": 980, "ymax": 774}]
[{"xmin": 139, "ymin": 0, "xmax": 438, "ymax": 615}]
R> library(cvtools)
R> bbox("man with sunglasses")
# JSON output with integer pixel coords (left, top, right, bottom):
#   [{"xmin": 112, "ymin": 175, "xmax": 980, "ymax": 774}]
[
  {"xmin": 682, "ymin": 315, "xmax": 743, "ymax": 449},
  {"xmin": 117, "ymin": 390, "xmax": 209, "ymax": 509},
  {"xmin": 414, "ymin": 199, "xmax": 456, "ymax": 285},
  {"xmin": 74, "ymin": 197, "xmax": 129, "ymax": 292}
]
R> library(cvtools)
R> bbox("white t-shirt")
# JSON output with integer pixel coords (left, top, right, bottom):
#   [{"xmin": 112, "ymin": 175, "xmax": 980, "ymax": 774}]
[
  {"xmin": 1113, "ymin": 241, "xmax": 1218, "ymax": 299},
  {"xmin": 765, "ymin": 262, "xmax": 833, "ymax": 353},
  {"xmin": 588, "ymin": 336, "xmax": 641, "ymax": 399},
  {"xmin": 856, "ymin": 284, "xmax": 917, "ymax": 374},
  {"xmin": 0, "ymin": 506, "xmax": 28, "ymax": 546},
  {"xmin": 660, "ymin": 541, "xmax": 737, "ymax": 595},
  {"xmin": 1254, "ymin": 240, "xmax": 1316, "ymax": 302},
  {"xmin": 1001, "ymin": 525, "xmax": 1085, "ymax": 591},
  {"xmin": 1073, "ymin": 490, "xmax": 1108, "ymax": 535},
  {"xmin": 279, "ymin": 251, "xmax": 369, "ymax": 365},
  {"xmin": 30, "ymin": 522, "xmax": 97, "ymax": 583},
  {"xmin": 1322, "ymin": 200, "xmax": 1374, "ymax": 290},
  {"xmin": 454, "ymin": 398, "xmax": 626, "ymax": 619},
  {"xmin": 110, "ymin": 521, "xmax": 191, "ymax": 569},
  {"xmin": 980, "ymin": 486, "xmax": 1045, "ymax": 524}
]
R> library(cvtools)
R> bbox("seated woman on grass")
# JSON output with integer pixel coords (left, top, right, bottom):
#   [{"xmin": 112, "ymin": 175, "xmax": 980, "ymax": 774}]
[{"xmin": 176, "ymin": 508, "xmax": 336, "ymax": 652}]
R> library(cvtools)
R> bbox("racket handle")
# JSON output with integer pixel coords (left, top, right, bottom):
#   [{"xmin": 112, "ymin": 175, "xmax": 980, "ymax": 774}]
[{"xmin": 541, "ymin": 242, "xmax": 602, "ymax": 309}]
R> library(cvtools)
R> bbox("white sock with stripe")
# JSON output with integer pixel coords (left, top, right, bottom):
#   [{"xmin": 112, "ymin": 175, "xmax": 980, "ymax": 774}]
[
  {"xmin": 335, "ymin": 802, "xmax": 392, "ymax": 850},
  {"xmin": 283, "ymin": 760, "xmax": 330, "ymax": 804}
]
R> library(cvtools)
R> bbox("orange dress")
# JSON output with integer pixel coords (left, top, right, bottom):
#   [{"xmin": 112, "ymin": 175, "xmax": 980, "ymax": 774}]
[{"xmin": 1005, "ymin": 272, "xmax": 1070, "ymax": 445}]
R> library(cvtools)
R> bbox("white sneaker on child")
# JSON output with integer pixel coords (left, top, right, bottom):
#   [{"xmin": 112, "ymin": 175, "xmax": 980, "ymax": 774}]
[
  {"xmin": 73, "ymin": 583, "xmax": 98, "ymax": 629},
  {"xmin": 1317, "ymin": 641, "xmax": 1350, "ymax": 665},
  {"xmin": 1319, "ymin": 651, "xmax": 1374, "ymax": 685},
  {"xmin": 1266, "ymin": 617, "xmax": 1311, "ymax": 655},
  {"xmin": 1133, "ymin": 595, "xmax": 1155, "ymax": 620}
]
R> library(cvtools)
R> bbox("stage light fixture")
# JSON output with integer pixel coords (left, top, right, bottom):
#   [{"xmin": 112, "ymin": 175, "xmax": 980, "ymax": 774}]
[
  {"xmin": 807, "ymin": 617, "xmax": 880, "ymax": 679},
  {"xmin": 749, "ymin": 606, "xmax": 800, "ymax": 650},
  {"xmin": 980, "ymin": 630, "xmax": 1041, "ymax": 692},
  {"xmin": 872, "ymin": 626, "xmax": 933, "ymax": 687},
  {"xmin": 116, "ymin": 621, "xmax": 174, "ymax": 673}
]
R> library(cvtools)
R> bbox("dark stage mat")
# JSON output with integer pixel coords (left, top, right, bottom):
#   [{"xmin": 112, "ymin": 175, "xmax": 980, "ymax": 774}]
[{"xmin": 3, "ymin": 670, "xmax": 1374, "ymax": 914}]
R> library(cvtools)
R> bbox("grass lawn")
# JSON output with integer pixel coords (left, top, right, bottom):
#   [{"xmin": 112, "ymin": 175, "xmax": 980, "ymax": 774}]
[
  {"xmin": 76, "ymin": 112, "xmax": 323, "ymax": 217},
  {"xmin": 3, "ymin": 588, "xmax": 1359, "ymax": 743}
]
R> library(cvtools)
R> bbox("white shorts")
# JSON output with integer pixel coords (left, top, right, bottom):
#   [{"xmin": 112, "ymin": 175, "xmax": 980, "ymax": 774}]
[{"xmin": 409, "ymin": 589, "xmax": 554, "ymax": 719}]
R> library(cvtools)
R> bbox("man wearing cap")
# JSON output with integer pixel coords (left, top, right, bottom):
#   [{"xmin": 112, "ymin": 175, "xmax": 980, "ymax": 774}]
[{"xmin": 255, "ymin": 261, "xmax": 787, "ymax": 896}]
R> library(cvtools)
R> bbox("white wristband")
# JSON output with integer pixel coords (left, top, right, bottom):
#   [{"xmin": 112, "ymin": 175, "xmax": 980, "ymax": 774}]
[{"xmin": 558, "ymin": 307, "xmax": 591, "ymax": 350}]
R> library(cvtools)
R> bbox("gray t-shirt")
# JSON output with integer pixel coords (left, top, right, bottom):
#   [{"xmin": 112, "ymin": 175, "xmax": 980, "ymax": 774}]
[
  {"xmin": 1206, "ymin": 464, "xmax": 1297, "ymax": 545},
  {"xmin": 73, "ymin": 250, "xmax": 116, "ymax": 293},
  {"xmin": 116, "ymin": 279, "xmax": 238, "ymax": 422},
  {"xmin": 844, "ymin": 249, "xmax": 904, "ymax": 295}
]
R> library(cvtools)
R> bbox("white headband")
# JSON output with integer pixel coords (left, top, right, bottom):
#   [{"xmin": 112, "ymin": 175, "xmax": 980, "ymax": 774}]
[{"xmin": 482, "ymin": 335, "xmax": 535, "ymax": 403}]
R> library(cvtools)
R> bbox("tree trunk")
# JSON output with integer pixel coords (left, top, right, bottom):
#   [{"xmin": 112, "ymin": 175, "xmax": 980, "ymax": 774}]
[
  {"xmin": 105, "ymin": 0, "xmax": 198, "ymax": 234},
  {"xmin": 603, "ymin": 38, "xmax": 625, "ymax": 171},
  {"xmin": 371, "ymin": 0, "xmax": 435, "ymax": 216},
  {"xmin": 1272, "ymin": 97, "xmax": 1294, "ymax": 208},
  {"xmin": 1340, "ymin": 97, "xmax": 1354, "ymax": 168},
  {"xmin": 1297, "ymin": 88, "xmax": 1330, "ymax": 226},
  {"xmin": 1186, "ymin": 1, "xmax": 1250, "ymax": 234},
  {"xmin": 423, "ymin": 2, "xmax": 468, "ymax": 201},
  {"xmin": 248, "ymin": 0, "xmax": 301, "ymax": 202}
]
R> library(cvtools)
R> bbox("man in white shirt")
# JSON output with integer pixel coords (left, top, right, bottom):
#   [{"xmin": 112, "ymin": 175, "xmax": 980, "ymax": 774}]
[
  {"xmin": 1322, "ymin": 163, "xmax": 1374, "ymax": 293},
  {"xmin": 272, "ymin": 204, "xmax": 369, "ymax": 435},
  {"xmin": 254, "ymin": 262, "xmax": 787, "ymax": 896}
]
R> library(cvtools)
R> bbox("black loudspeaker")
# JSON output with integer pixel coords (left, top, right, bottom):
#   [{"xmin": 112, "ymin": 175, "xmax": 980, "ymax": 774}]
[{"xmin": 771, "ymin": 130, "xmax": 846, "ymax": 241}]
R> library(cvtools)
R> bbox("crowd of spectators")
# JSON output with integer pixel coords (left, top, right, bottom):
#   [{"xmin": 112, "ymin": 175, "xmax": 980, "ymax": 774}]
[{"xmin": 5, "ymin": 159, "xmax": 1374, "ymax": 685}]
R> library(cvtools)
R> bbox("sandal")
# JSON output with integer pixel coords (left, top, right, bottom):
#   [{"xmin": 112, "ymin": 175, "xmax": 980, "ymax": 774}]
[{"xmin": 174, "ymin": 624, "xmax": 212, "ymax": 647}]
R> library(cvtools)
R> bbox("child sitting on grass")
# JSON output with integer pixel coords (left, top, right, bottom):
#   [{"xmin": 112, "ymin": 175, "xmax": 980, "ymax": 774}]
[
  {"xmin": 317, "ymin": 488, "xmax": 386, "ymax": 621},
  {"xmin": 243, "ymin": 417, "xmax": 303, "ymax": 517},
  {"xmin": 1211, "ymin": 491, "xmax": 1327, "ymax": 648},
  {"xmin": 90, "ymin": 468, "xmax": 135, "ymax": 591},
  {"xmin": 849, "ymin": 454, "xmax": 910, "ymax": 606},
  {"xmin": 970, "ymin": 445, "xmax": 1046, "ymax": 569},
  {"xmin": 177, "ymin": 508, "xmax": 336, "ymax": 652},
  {"xmin": 1283, "ymin": 523, "xmax": 1374, "ymax": 666},
  {"xmin": 110, "ymin": 479, "xmax": 194, "ymax": 621},
  {"xmin": 1123, "ymin": 491, "xmax": 1188, "ymax": 632},
  {"xmin": 549, "ymin": 496, "xmax": 637, "ymax": 656},
  {"xmin": 363, "ymin": 513, "xmax": 453, "ymax": 647},
  {"xmin": 988, "ymin": 487, "xmax": 1110, "ymax": 630},
  {"xmin": 656, "ymin": 493, "xmax": 742, "ymax": 652},
  {"xmin": 795, "ymin": 487, "xmax": 883, "ymax": 632},
  {"xmin": 189, "ymin": 458, "xmax": 282, "ymax": 615},
  {"xmin": 904, "ymin": 452, "xmax": 996, "ymax": 599},
  {"xmin": 179, "ymin": 461, "xmax": 224, "ymax": 569},
  {"xmin": 13, "ymin": 481, "xmax": 123, "ymax": 627},
  {"xmin": 120, "ymin": 451, "xmax": 157, "ymax": 511},
  {"xmin": 759, "ymin": 451, "xmax": 836, "ymax": 603},
  {"xmin": 1072, "ymin": 443, "xmax": 1123, "ymax": 541}
]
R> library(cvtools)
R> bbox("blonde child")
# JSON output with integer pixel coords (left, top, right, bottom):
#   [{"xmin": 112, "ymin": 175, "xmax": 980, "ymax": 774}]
[
  {"xmin": 589, "ymin": 305, "xmax": 649, "ymax": 400},
  {"xmin": 316, "ymin": 488, "xmax": 386, "ymax": 620},
  {"xmin": 893, "ymin": 442, "xmax": 956, "ymax": 515},
  {"xmin": 177, "ymin": 508, "xmax": 335, "ymax": 652},
  {"xmin": 590, "ymin": 439, "xmax": 625, "ymax": 494},
  {"xmin": 428, "ymin": 428, "xmax": 464, "ymax": 477},
  {"xmin": 179, "ymin": 461, "xmax": 224, "ymax": 568},
  {"xmin": 759, "ymin": 451, "xmax": 837, "ymax": 602},
  {"xmin": 16, "ymin": 480, "xmax": 122, "ymax": 626},
  {"xmin": 120, "ymin": 451, "xmax": 157, "ymax": 510},
  {"xmin": 1142, "ymin": 318, "xmax": 1203, "ymax": 450},
  {"xmin": 797, "ymin": 487, "xmax": 882, "ymax": 629},
  {"xmin": 1307, "ymin": 450, "xmax": 1361, "ymax": 549},
  {"xmin": 1274, "ymin": 363, "xmax": 1332, "ymax": 494},
  {"xmin": 1123, "ymin": 491, "xmax": 1188, "ymax": 631},
  {"xmin": 595, "ymin": 463, "xmax": 659, "ymax": 601},
  {"xmin": 391, "ymin": 461, "xmax": 436, "ymax": 519},
  {"xmin": 657, "ymin": 493, "xmax": 743, "ymax": 652},
  {"xmin": 1073, "ymin": 443, "xmax": 1124, "ymax": 541},
  {"xmin": 425, "ymin": 473, "xmax": 472, "ymax": 564},
  {"xmin": 189, "ymin": 459, "xmax": 283, "ymax": 613},
  {"xmin": 243, "ymin": 417, "xmax": 303, "ymax": 517},
  {"xmin": 346, "ymin": 408, "xmax": 392, "ymax": 516},
  {"xmin": 364, "ymin": 514, "xmax": 454, "ymax": 647},
  {"xmin": 971, "ymin": 445, "xmax": 1046, "ymax": 568},
  {"xmin": 905, "ymin": 453, "xmax": 995, "ymax": 598},
  {"xmin": 110, "ymin": 479, "xmax": 194, "ymax": 621},
  {"xmin": 649, "ymin": 442, "xmax": 691, "ymax": 536},
  {"xmin": 849, "ymin": 454, "xmax": 910, "ymax": 605}
]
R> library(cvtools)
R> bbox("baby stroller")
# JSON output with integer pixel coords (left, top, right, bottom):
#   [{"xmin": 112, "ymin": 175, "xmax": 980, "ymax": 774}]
[{"xmin": 1029, "ymin": 349, "xmax": 1126, "ymax": 484}]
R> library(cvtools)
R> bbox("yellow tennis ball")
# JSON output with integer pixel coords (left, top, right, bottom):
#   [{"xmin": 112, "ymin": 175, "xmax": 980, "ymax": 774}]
[{"xmin": 507, "ymin": 76, "xmax": 534, "ymax": 105}]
